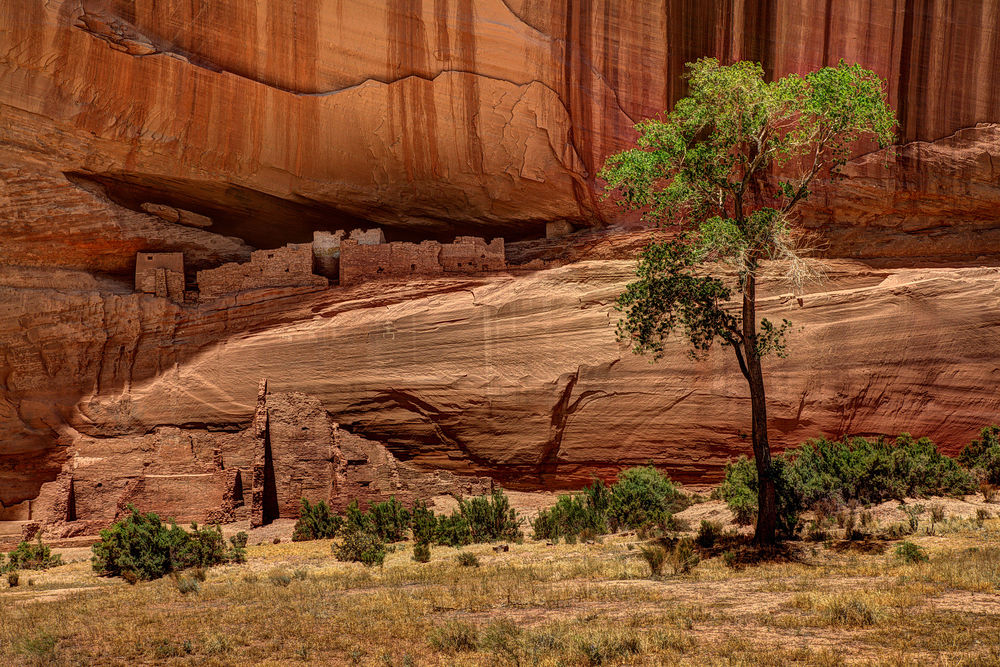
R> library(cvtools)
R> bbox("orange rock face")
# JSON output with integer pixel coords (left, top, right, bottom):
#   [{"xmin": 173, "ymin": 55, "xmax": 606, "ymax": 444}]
[{"xmin": 2, "ymin": 2, "xmax": 1000, "ymax": 524}]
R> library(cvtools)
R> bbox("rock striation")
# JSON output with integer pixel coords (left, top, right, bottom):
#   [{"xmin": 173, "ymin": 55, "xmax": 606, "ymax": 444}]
[{"xmin": 2, "ymin": 1, "xmax": 1000, "ymax": 530}]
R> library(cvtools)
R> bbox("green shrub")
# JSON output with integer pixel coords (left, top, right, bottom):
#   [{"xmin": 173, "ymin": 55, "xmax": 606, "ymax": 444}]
[
  {"xmin": 435, "ymin": 511, "xmax": 472, "ymax": 547},
  {"xmin": 91, "ymin": 506, "xmax": 243, "ymax": 581},
  {"xmin": 959, "ymin": 425, "xmax": 1000, "ymax": 486},
  {"xmin": 413, "ymin": 541, "xmax": 431, "ymax": 563},
  {"xmin": 719, "ymin": 456, "xmax": 801, "ymax": 535},
  {"xmin": 895, "ymin": 540, "xmax": 928, "ymax": 564},
  {"xmin": 607, "ymin": 466, "xmax": 687, "ymax": 530},
  {"xmin": 292, "ymin": 499, "xmax": 343, "ymax": 542},
  {"xmin": 639, "ymin": 545, "xmax": 667, "ymax": 577},
  {"xmin": 532, "ymin": 488, "xmax": 607, "ymax": 541},
  {"xmin": 7, "ymin": 571, "xmax": 18, "ymax": 587},
  {"xmin": 5, "ymin": 537, "xmax": 62, "ymax": 571},
  {"xmin": 410, "ymin": 500, "xmax": 438, "ymax": 544},
  {"xmin": 456, "ymin": 551, "xmax": 479, "ymax": 567},
  {"xmin": 695, "ymin": 520, "xmax": 722, "ymax": 548},
  {"xmin": 343, "ymin": 500, "xmax": 373, "ymax": 533},
  {"xmin": 333, "ymin": 526, "xmax": 386, "ymax": 567},
  {"xmin": 460, "ymin": 490, "xmax": 522, "ymax": 543},
  {"xmin": 368, "ymin": 497, "xmax": 411, "ymax": 542}
]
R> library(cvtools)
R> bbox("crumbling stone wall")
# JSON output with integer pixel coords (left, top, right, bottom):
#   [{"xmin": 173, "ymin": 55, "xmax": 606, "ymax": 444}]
[
  {"xmin": 135, "ymin": 252, "xmax": 184, "ymax": 302},
  {"xmin": 340, "ymin": 236, "xmax": 505, "ymax": 286},
  {"xmin": 197, "ymin": 243, "xmax": 326, "ymax": 300},
  {"xmin": 312, "ymin": 228, "xmax": 386, "ymax": 280},
  {"xmin": 439, "ymin": 237, "xmax": 505, "ymax": 274}
]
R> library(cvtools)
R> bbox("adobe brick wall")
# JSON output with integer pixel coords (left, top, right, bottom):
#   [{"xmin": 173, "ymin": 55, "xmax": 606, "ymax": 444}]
[
  {"xmin": 135, "ymin": 252, "xmax": 184, "ymax": 302},
  {"xmin": 197, "ymin": 243, "xmax": 327, "ymax": 300}
]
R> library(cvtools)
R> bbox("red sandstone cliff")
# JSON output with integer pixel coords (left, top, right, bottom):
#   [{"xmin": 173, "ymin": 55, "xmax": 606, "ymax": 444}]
[{"xmin": 1, "ymin": 2, "xmax": 1000, "ymax": 523}]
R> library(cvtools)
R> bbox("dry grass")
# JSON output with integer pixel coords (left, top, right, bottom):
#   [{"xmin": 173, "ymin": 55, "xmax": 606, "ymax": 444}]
[{"xmin": 1, "ymin": 518, "xmax": 999, "ymax": 665}]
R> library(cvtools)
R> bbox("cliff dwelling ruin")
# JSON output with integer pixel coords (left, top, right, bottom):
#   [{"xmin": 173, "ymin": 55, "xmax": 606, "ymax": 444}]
[{"xmin": 133, "ymin": 227, "xmax": 508, "ymax": 302}]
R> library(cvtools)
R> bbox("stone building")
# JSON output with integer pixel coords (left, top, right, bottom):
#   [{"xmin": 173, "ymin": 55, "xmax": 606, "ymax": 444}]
[
  {"xmin": 197, "ymin": 243, "xmax": 327, "ymax": 300},
  {"xmin": 339, "ymin": 236, "xmax": 505, "ymax": 286},
  {"xmin": 312, "ymin": 228, "xmax": 385, "ymax": 279},
  {"xmin": 134, "ymin": 252, "xmax": 185, "ymax": 303}
]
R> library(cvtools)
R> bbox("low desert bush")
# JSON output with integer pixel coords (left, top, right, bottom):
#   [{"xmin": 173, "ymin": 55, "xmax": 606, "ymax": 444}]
[
  {"xmin": 412, "ymin": 541, "xmax": 431, "ymax": 563},
  {"xmin": 959, "ymin": 425, "xmax": 1000, "ymax": 487},
  {"xmin": 460, "ymin": 490, "xmax": 522, "ymax": 542},
  {"xmin": 428, "ymin": 622, "xmax": 478, "ymax": 653},
  {"xmin": 434, "ymin": 511, "xmax": 472, "ymax": 548},
  {"xmin": 895, "ymin": 540, "xmax": 928, "ymax": 564},
  {"xmin": 367, "ymin": 497, "xmax": 411, "ymax": 543},
  {"xmin": 333, "ymin": 525, "xmax": 386, "ymax": 567},
  {"xmin": 607, "ymin": 466, "xmax": 688, "ymax": 530},
  {"xmin": 292, "ymin": 499, "xmax": 342, "ymax": 542},
  {"xmin": 671, "ymin": 537, "xmax": 700, "ymax": 574},
  {"xmin": 91, "ymin": 506, "xmax": 245, "ymax": 581},
  {"xmin": 7, "ymin": 571, "xmax": 19, "ymax": 587},
  {"xmin": 696, "ymin": 520, "xmax": 722, "ymax": 548},
  {"xmin": 532, "ymin": 483, "xmax": 608, "ymax": 541},
  {"xmin": 268, "ymin": 568, "xmax": 293, "ymax": 587},
  {"xmin": 4, "ymin": 537, "xmax": 62, "ymax": 571},
  {"xmin": 639, "ymin": 545, "xmax": 667, "ymax": 577},
  {"xmin": 410, "ymin": 500, "xmax": 438, "ymax": 544},
  {"xmin": 456, "ymin": 551, "xmax": 479, "ymax": 567},
  {"xmin": 173, "ymin": 572, "xmax": 201, "ymax": 595},
  {"xmin": 719, "ymin": 433, "xmax": 976, "ymax": 539}
]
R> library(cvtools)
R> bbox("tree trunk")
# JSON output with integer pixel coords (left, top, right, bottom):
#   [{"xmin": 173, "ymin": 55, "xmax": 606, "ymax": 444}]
[{"xmin": 741, "ymin": 271, "xmax": 777, "ymax": 545}]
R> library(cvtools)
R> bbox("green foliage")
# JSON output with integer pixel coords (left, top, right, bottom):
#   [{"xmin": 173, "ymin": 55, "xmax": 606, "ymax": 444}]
[
  {"xmin": 459, "ymin": 490, "xmax": 522, "ymax": 543},
  {"xmin": 367, "ymin": 497, "xmax": 411, "ymax": 543},
  {"xmin": 895, "ymin": 541, "xmax": 928, "ymax": 564},
  {"xmin": 333, "ymin": 525, "xmax": 386, "ymax": 567},
  {"xmin": 605, "ymin": 58, "xmax": 897, "ymax": 362},
  {"xmin": 456, "ymin": 551, "xmax": 479, "ymax": 567},
  {"xmin": 412, "ymin": 541, "xmax": 431, "ymax": 563},
  {"xmin": 4, "ymin": 538, "xmax": 62, "ymax": 571},
  {"xmin": 959, "ymin": 425, "xmax": 1000, "ymax": 486},
  {"xmin": 719, "ymin": 456, "xmax": 801, "ymax": 535},
  {"xmin": 607, "ymin": 466, "xmax": 688, "ymax": 530},
  {"xmin": 434, "ymin": 511, "xmax": 472, "ymax": 548},
  {"xmin": 292, "ymin": 499, "xmax": 343, "ymax": 542},
  {"xmin": 344, "ymin": 500, "xmax": 373, "ymax": 534},
  {"xmin": 91, "ymin": 506, "xmax": 244, "ymax": 581},
  {"xmin": 410, "ymin": 500, "xmax": 437, "ymax": 544},
  {"xmin": 532, "ymin": 481, "xmax": 609, "ymax": 541},
  {"xmin": 720, "ymin": 433, "xmax": 975, "ymax": 537},
  {"xmin": 696, "ymin": 520, "xmax": 722, "ymax": 549}
]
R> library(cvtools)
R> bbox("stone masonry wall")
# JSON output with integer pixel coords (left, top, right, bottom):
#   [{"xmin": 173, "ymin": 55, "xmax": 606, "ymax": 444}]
[
  {"xmin": 197, "ymin": 243, "xmax": 327, "ymax": 300},
  {"xmin": 135, "ymin": 252, "xmax": 184, "ymax": 302},
  {"xmin": 340, "ymin": 236, "xmax": 505, "ymax": 286}
]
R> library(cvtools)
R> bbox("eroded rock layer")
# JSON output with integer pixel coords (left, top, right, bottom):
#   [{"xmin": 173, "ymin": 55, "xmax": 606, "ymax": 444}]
[{"xmin": 2, "ymin": 2, "xmax": 1000, "ymax": 522}]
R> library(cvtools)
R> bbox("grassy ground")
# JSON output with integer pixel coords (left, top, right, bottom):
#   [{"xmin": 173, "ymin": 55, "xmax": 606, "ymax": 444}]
[{"xmin": 2, "ymin": 504, "xmax": 1000, "ymax": 665}]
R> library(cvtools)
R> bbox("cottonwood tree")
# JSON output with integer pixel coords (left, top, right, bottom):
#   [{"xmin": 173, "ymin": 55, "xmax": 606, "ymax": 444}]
[{"xmin": 600, "ymin": 59, "xmax": 896, "ymax": 545}]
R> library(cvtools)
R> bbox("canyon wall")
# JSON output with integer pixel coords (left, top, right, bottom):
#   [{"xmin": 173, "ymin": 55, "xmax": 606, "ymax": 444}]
[
  {"xmin": 2, "ymin": 1, "xmax": 1000, "ymax": 519},
  {"xmin": 2, "ymin": 1, "xmax": 999, "ymax": 241}
]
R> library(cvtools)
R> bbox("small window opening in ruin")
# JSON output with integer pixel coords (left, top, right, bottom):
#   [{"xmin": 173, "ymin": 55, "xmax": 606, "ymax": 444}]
[
  {"xmin": 410, "ymin": 264, "xmax": 416, "ymax": 270},
  {"xmin": 457, "ymin": 263, "xmax": 462, "ymax": 267},
  {"xmin": 267, "ymin": 253, "xmax": 274, "ymax": 258},
  {"xmin": 481, "ymin": 254, "xmax": 485, "ymax": 259},
  {"xmin": 377, "ymin": 267, "xmax": 384, "ymax": 273},
  {"xmin": 285, "ymin": 268, "xmax": 289, "ymax": 272},
  {"xmin": 147, "ymin": 255, "xmax": 153, "ymax": 260}
]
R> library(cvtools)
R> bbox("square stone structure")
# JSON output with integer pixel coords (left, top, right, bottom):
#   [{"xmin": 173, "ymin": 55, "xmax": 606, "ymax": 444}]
[
  {"xmin": 339, "ymin": 236, "xmax": 505, "ymax": 286},
  {"xmin": 312, "ymin": 228, "xmax": 385, "ymax": 280},
  {"xmin": 135, "ymin": 252, "xmax": 184, "ymax": 302}
]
